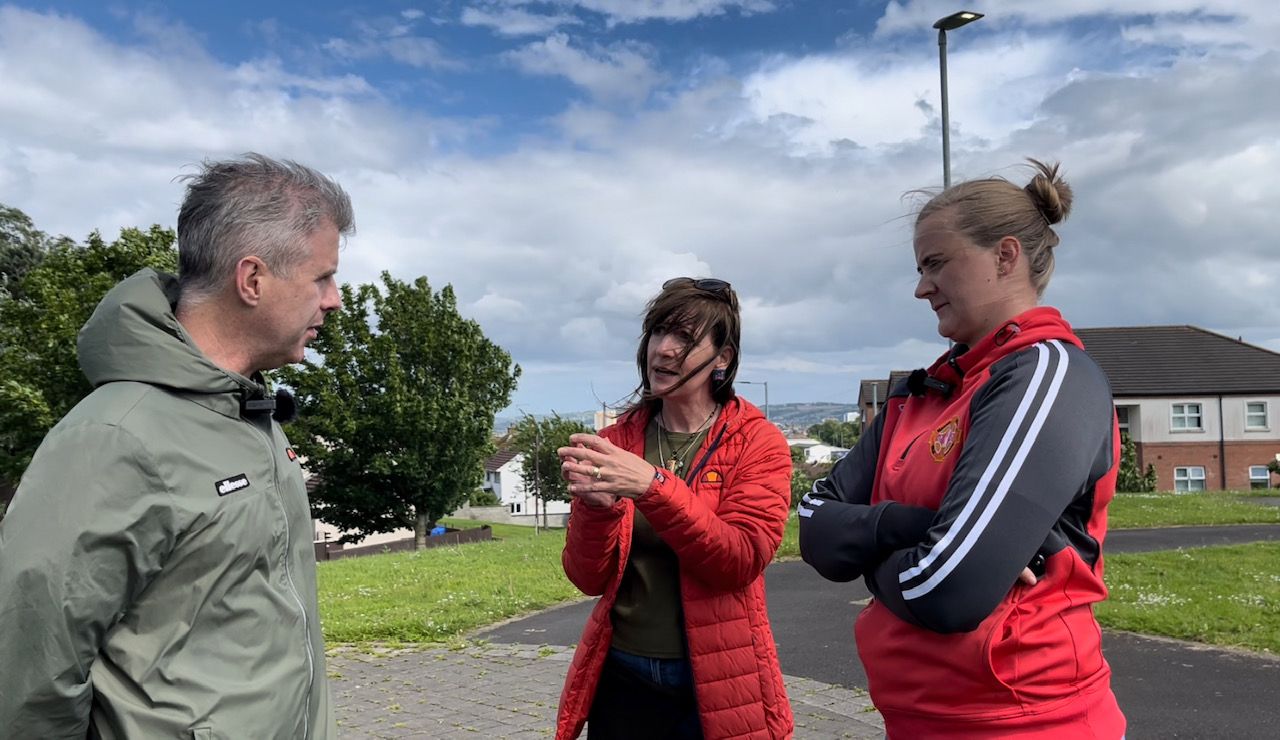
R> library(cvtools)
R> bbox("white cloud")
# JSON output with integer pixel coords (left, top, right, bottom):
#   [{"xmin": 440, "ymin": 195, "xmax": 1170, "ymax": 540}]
[
  {"xmin": 323, "ymin": 15, "xmax": 459, "ymax": 69},
  {"xmin": 875, "ymin": 0, "xmax": 1276, "ymax": 37},
  {"xmin": 740, "ymin": 33, "xmax": 1075, "ymax": 156},
  {"xmin": 2, "ymin": 3, "xmax": 1278, "ymax": 414},
  {"xmin": 495, "ymin": 1, "xmax": 776, "ymax": 27},
  {"xmin": 0, "ymin": 7, "xmax": 456, "ymax": 233},
  {"xmin": 506, "ymin": 33, "xmax": 661, "ymax": 103},
  {"xmin": 574, "ymin": 0, "xmax": 775, "ymax": 24},
  {"xmin": 559, "ymin": 316, "xmax": 612, "ymax": 357},
  {"xmin": 461, "ymin": 6, "xmax": 582, "ymax": 37}
]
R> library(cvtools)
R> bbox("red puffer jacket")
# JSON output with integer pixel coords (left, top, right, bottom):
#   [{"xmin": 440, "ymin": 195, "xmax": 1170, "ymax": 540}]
[{"xmin": 555, "ymin": 397, "xmax": 794, "ymax": 740}]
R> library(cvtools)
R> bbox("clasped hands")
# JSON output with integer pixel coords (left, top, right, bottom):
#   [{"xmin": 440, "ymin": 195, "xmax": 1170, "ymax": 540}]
[{"xmin": 557, "ymin": 433, "xmax": 657, "ymax": 508}]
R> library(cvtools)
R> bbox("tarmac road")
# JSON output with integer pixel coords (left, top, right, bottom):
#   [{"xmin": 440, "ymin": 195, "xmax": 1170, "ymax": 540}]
[{"xmin": 478, "ymin": 524, "xmax": 1280, "ymax": 739}]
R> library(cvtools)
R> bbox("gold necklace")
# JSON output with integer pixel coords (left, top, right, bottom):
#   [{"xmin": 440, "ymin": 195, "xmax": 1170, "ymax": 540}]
[{"xmin": 658, "ymin": 405, "xmax": 719, "ymax": 474}]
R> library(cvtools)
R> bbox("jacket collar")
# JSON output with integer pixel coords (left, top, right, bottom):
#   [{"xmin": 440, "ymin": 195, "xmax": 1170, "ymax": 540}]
[
  {"xmin": 79, "ymin": 268, "xmax": 274, "ymax": 421},
  {"xmin": 929, "ymin": 306, "xmax": 1082, "ymax": 389}
]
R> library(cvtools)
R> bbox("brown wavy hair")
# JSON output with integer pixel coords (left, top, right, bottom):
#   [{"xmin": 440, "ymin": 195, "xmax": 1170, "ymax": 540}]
[{"xmin": 630, "ymin": 278, "xmax": 741, "ymax": 412}]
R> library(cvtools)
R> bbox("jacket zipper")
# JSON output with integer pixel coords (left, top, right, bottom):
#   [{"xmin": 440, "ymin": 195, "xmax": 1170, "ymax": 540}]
[{"xmin": 248, "ymin": 419, "xmax": 315, "ymax": 738}]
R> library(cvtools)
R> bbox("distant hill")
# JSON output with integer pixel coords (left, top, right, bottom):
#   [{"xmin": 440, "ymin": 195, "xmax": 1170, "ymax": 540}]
[
  {"xmin": 763, "ymin": 402, "xmax": 859, "ymax": 429},
  {"xmin": 494, "ymin": 403, "xmax": 856, "ymax": 435},
  {"xmin": 493, "ymin": 410, "xmax": 597, "ymax": 435}
]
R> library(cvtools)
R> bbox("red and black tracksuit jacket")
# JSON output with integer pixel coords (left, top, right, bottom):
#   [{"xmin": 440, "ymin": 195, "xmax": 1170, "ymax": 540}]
[{"xmin": 799, "ymin": 307, "xmax": 1126, "ymax": 738}]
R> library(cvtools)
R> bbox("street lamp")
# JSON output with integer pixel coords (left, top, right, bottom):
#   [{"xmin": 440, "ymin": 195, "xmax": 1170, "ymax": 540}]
[
  {"xmin": 738, "ymin": 380, "xmax": 769, "ymax": 421},
  {"xmin": 933, "ymin": 10, "xmax": 983, "ymax": 189}
]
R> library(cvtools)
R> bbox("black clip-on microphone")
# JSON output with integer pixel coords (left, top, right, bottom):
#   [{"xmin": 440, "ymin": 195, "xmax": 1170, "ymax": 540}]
[
  {"xmin": 240, "ymin": 388, "xmax": 297, "ymax": 423},
  {"xmin": 907, "ymin": 368, "xmax": 954, "ymax": 398}
]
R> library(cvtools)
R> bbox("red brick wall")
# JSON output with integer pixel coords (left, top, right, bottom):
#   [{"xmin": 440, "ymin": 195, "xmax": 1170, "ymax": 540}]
[{"xmin": 1136, "ymin": 440, "xmax": 1280, "ymax": 491}]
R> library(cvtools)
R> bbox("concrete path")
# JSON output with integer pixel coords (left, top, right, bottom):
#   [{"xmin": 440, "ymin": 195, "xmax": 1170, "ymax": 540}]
[{"xmin": 329, "ymin": 643, "xmax": 884, "ymax": 739}]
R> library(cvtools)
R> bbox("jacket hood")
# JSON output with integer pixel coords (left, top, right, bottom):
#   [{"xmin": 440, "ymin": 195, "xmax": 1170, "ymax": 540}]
[{"xmin": 78, "ymin": 269, "xmax": 260, "ymax": 400}]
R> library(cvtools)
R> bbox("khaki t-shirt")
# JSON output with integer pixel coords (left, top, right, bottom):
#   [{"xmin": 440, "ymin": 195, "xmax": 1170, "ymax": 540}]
[{"xmin": 608, "ymin": 418, "xmax": 709, "ymax": 658}]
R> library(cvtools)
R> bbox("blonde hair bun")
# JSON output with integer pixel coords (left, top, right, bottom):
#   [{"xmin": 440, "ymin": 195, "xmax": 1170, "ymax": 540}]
[{"xmin": 1024, "ymin": 158, "xmax": 1073, "ymax": 226}]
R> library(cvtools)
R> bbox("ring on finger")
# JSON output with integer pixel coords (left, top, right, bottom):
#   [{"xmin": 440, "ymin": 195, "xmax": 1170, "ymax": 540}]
[{"xmin": 592, "ymin": 465, "xmax": 602, "ymax": 480}]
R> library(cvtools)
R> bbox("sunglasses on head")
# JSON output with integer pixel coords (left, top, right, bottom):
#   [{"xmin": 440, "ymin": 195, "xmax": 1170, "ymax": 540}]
[{"xmin": 663, "ymin": 277, "xmax": 732, "ymax": 293}]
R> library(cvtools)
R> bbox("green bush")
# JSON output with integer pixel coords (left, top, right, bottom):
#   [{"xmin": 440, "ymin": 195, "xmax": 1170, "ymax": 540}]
[
  {"xmin": 1116, "ymin": 433, "xmax": 1157, "ymax": 492},
  {"xmin": 468, "ymin": 488, "xmax": 500, "ymax": 507}
]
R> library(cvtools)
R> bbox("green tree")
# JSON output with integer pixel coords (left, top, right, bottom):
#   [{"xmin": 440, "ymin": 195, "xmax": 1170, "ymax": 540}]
[
  {"xmin": 0, "ymin": 224, "xmax": 177, "ymax": 482},
  {"xmin": 1, "ymin": 204, "xmax": 73, "ymax": 298},
  {"xmin": 1116, "ymin": 433, "xmax": 1158, "ymax": 493},
  {"xmin": 279, "ymin": 272, "xmax": 520, "ymax": 549},
  {"xmin": 807, "ymin": 418, "xmax": 860, "ymax": 448},
  {"xmin": 509, "ymin": 413, "xmax": 589, "ymax": 529}
]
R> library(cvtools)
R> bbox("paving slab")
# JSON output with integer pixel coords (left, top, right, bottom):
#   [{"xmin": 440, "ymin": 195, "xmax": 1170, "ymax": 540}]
[{"xmin": 329, "ymin": 643, "xmax": 883, "ymax": 739}]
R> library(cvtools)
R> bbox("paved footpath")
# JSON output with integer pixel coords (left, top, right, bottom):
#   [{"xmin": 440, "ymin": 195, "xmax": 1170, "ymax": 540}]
[{"xmin": 329, "ymin": 642, "xmax": 884, "ymax": 739}]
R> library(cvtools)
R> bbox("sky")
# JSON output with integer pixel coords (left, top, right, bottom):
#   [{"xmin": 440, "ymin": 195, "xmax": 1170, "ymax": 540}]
[{"xmin": 2, "ymin": 0, "xmax": 1277, "ymax": 415}]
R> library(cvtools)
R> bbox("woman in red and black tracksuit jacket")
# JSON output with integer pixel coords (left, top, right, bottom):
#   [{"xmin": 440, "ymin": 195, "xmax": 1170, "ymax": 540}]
[{"xmin": 799, "ymin": 160, "xmax": 1126, "ymax": 738}]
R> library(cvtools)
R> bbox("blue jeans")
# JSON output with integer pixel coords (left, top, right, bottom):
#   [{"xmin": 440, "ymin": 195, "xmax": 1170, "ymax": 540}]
[
  {"xmin": 606, "ymin": 648, "xmax": 695, "ymax": 688},
  {"xmin": 587, "ymin": 648, "xmax": 703, "ymax": 739}
]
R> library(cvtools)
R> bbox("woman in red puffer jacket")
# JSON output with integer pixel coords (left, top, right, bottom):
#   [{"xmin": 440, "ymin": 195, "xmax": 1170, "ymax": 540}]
[{"xmin": 555, "ymin": 277, "xmax": 793, "ymax": 740}]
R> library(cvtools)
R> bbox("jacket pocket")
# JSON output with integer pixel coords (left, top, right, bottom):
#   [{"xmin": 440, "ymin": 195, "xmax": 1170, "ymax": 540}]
[
  {"xmin": 983, "ymin": 589, "xmax": 1029, "ymax": 700},
  {"xmin": 192, "ymin": 728, "xmax": 213, "ymax": 740},
  {"xmin": 986, "ymin": 550, "xmax": 1110, "ymax": 704}
]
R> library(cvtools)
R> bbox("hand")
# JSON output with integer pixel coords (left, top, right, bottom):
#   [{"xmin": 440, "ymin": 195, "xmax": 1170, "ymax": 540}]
[
  {"xmin": 558, "ymin": 433, "xmax": 657, "ymax": 500},
  {"xmin": 1017, "ymin": 567, "xmax": 1037, "ymax": 587},
  {"xmin": 566, "ymin": 466, "xmax": 618, "ymax": 508}
]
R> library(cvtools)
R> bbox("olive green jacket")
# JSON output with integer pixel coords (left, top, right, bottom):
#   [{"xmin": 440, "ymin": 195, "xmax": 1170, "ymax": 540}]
[{"xmin": 0, "ymin": 269, "xmax": 334, "ymax": 739}]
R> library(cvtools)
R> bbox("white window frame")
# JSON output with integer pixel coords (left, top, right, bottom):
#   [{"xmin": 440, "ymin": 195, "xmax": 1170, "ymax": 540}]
[
  {"xmin": 1171, "ymin": 403, "xmax": 1203, "ymax": 431},
  {"xmin": 1249, "ymin": 466, "xmax": 1272, "ymax": 490},
  {"xmin": 1115, "ymin": 406, "xmax": 1130, "ymax": 436},
  {"xmin": 1245, "ymin": 401, "xmax": 1268, "ymax": 431},
  {"xmin": 510, "ymin": 502, "xmax": 522, "ymax": 514},
  {"xmin": 1174, "ymin": 466, "xmax": 1206, "ymax": 492}
]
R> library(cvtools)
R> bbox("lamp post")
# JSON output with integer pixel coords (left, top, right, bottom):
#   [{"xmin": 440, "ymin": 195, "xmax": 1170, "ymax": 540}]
[
  {"xmin": 738, "ymin": 380, "xmax": 769, "ymax": 421},
  {"xmin": 933, "ymin": 10, "xmax": 984, "ymax": 188}
]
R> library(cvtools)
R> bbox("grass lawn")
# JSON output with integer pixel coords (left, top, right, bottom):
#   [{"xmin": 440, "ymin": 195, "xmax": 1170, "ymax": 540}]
[
  {"xmin": 320, "ymin": 493, "xmax": 1279, "ymax": 650},
  {"xmin": 1098, "ymin": 542, "xmax": 1280, "ymax": 654},
  {"xmin": 1107, "ymin": 490, "xmax": 1280, "ymax": 529},
  {"xmin": 318, "ymin": 525, "xmax": 575, "ymax": 644}
]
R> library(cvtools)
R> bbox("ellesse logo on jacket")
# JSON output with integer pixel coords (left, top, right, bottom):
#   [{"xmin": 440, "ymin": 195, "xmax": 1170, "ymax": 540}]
[{"xmin": 215, "ymin": 474, "xmax": 251, "ymax": 496}]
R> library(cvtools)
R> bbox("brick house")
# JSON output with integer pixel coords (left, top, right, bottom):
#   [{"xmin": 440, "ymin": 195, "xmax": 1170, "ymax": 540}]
[
  {"xmin": 1077, "ymin": 326, "xmax": 1280, "ymax": 492},
  {"xmin": 858, "ymin": 370, "xmax": 911, "ymax": 430}
]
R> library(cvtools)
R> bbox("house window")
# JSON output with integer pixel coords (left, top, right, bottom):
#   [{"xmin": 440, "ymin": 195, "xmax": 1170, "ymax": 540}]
[
  {"xmin": 510, "ymin": 502, "xmax": 522, "ymax": 514},
  {"xmin": 1171, "ymin": 403, "xmax": 1202, "ymax": 431},
  {"xmin": 1250, "ymin": 466, "xmax": 1272, "ymax": 490},
  {"xmin": 1174, "ymin": 466, "xmax": 1206, "ymax": 492},
  {"xmin": 1246, "ymin": 402, "xmax": 1268, "ymax": 430},
  {"xmin": 1115, "ymin": 406, "xmax": 1131, "ymax": 436}
]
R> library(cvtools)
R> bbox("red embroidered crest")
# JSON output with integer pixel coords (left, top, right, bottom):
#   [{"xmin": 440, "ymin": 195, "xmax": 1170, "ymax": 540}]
[
  {"xmin": 929, "ymin": 417, "xmax": 962, "ymax": 462},
  {"xmin": 286, "ymin": 447, "xmax": 298, "ymax": 462},
  {"xmin": 703, "ymin": 470, "xmax": 722, "ymax": 483}
]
